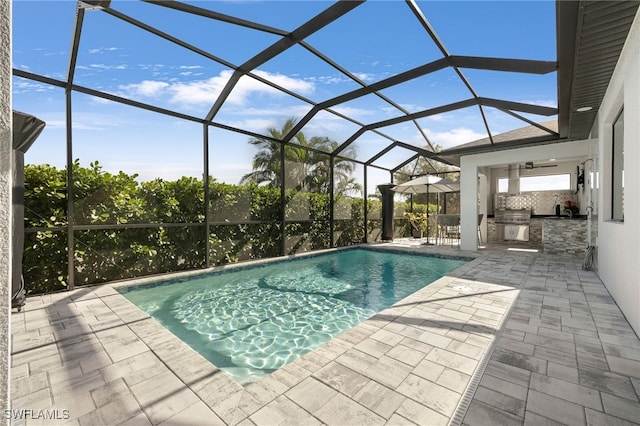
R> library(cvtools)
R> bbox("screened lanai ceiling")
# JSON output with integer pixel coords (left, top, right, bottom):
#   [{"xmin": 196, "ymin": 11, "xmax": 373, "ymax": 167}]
[{"xmin": 12, "ymin": 0, "xmax": 639, "ymax": 174}]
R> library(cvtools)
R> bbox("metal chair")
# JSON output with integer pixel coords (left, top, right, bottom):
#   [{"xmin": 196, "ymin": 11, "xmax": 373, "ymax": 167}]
[{"xmin": 437, "ymin": 214, "xmax": 460, "ymax": 246}]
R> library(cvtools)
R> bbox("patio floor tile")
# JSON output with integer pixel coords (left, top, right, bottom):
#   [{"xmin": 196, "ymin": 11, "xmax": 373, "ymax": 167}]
[
  {"xmin": 396, "ymin": 373, "xmax": 460, "ymax": 417},
  {"xmin": 464, "ymin": 400, "xmax": 523, "ymax": 426},
  {"xmin": 9, "ymin": 242, "xmax": 640, "ymax": 425},
  {"xmin": 478, "ymin": 372, "xmax": 528, "ymax": 401},
  {"xmin": 395, "ymin": 398, "xmax": 448, "ymax": 425},
  {"xmin": 585, "ymin": 408, "xmax": 639, "ymax": 426},
  {"xmin": 129, "ymin": 371, "xmax": 200, "ymax": 424},
  {"xmin": 158, "ymin": 400, "xmax": 224, "ymax": 426},
  {"xmin": 250, "ymin": 395, "xmax": 321, "ymax": 426},
  {"xmin": 352, "ymin": 380, "xmax": 406, "ymax": 419},
  {"xmin": 530, "ymin": 372, "xmax": 602, "ymax": 410},
  {"xmin": 315, "ymin": 392, "xmax": 385, "ymax": 426},
  {"xmin": 579, "ymin": 367, "xmax": 638, "ymax": 400},
  {"xmin": 285, "ymin": 377, "xmax": 336, "ymax": 414},
  {"xmin": 526, "ymin": 388, "xmax": 586, "ymax": 424},
  {"xmin": 474, "ymin": 385, "xmax": 526, "ymax": 417},
  {"xmin": 77, "ymin": 395, "xmax": 142, "ymax": 426},
  {"xmin": 313, "ymin": 361, "xmax": 370, "ymax": 397},
  {"xmin": 601, "ymin": 392, "xmax": 640, "ymax": 423},
  {"xmin": 436, "ymin": 368, "xmax": 471, "ymax": 394}
]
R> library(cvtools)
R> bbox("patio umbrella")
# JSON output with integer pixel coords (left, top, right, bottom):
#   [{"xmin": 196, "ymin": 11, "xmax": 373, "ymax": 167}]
[
  {"xmin": 12, "ymin": 110, "xmax": 46, "ymax": 311},
  {"xmin": 392, "ymin": 175, "xmax": 443, "ymax": 243},
  {"xmin": 392, "ymin": 176, "xmax": 461, "ymax": 243},
  {"xmin": 428, "ymin": 179, "xmax": 460, "ymax": 193},
  {"xmin": 391, "ymin": 175, "xmax": 443, "ymax": 194}
]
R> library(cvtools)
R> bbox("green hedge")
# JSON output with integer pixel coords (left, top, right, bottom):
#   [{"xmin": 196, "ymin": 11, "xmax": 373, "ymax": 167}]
[{"xmin": 24, "ymin": 162, "xmax": 426, "ymax": 294}]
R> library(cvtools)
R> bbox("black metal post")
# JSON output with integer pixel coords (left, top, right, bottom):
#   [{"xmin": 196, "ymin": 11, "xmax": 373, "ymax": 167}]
[
  {"xmin": 378, "ymin": 184, "xmax": 395, "ymax": 241},
  {"xmin": 203, "ymin": 124, "xmax": 210, "ymax": 267}
]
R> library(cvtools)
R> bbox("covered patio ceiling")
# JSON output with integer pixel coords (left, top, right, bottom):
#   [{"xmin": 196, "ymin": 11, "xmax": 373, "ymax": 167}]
[{"xmin": 12, "ymin": 0, "xmax": 639, "ymax": 174}]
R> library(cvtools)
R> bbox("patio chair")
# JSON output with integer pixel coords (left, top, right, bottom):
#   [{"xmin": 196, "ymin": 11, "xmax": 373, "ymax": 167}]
[{"xmin": 437, "ymin": 214, "xmax": 460, "ymax": 246}]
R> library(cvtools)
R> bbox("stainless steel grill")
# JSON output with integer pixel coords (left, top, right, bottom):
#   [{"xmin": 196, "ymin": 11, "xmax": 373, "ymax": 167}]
[{"xmin": 495, "ymin": 209, "xmax": 531, "ymax": 224}]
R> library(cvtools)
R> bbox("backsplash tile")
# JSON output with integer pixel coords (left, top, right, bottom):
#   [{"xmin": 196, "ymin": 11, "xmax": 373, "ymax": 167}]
[{"xmin": 495, "ymin": 191, "xmax": 578, "ymax": 215}]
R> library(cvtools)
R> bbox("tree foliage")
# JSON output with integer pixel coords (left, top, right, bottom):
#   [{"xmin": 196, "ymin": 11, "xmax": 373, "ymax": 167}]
[
  {"xmin": 21, "ymin": 120, "xmax": 429, "ymax": 295},
  {"xmin": 22, "ymin": 162, "xmax": 392, "ymax": 295},
  {"xmin": 240, "ymin": 118, "xmax": 361, "ymax": 195}
]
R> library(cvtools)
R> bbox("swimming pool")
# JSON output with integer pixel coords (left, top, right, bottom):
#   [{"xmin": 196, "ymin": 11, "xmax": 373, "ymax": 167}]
[{"xmin": 119, "ymin": 248, "xmax": 467, "ymax": 385}]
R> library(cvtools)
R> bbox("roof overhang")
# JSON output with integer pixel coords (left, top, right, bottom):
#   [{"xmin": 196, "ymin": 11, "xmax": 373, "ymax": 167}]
[{"xmin": 436, "ymin": 0, "xmax": 639, "ymax": 166}]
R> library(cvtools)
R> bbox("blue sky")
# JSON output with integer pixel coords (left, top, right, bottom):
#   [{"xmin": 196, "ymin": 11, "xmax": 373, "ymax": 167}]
[{"xmin": 12, "ymin": 0, "xmax": 557, "ymax": 191}]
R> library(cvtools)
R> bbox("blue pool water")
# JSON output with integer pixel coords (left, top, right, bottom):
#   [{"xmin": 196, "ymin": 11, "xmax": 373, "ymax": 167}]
[{"xmin": 119, "ymin": 248, "xmax": 467, "ymax": 385}]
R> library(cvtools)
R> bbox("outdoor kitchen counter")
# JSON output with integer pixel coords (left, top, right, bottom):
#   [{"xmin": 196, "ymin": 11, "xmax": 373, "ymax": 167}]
[{"xmin": 542, "ymin": 216, "xmax": 587, "ymax": 257}]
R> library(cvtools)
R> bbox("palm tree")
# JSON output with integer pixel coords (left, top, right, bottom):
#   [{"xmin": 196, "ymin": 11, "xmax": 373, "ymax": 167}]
[
  {"xmin": 240, "ymin": 118, "xmax": 299, "ymax": 188},
  {"xmin": 241, "ymin": 119, "xmax": 361, "ymax": 196}
]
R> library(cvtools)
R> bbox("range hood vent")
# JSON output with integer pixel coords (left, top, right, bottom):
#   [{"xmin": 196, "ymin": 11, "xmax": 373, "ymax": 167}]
[{"xmin": 508, "ymin": 164, "xmax": 520, "ymax": 193}]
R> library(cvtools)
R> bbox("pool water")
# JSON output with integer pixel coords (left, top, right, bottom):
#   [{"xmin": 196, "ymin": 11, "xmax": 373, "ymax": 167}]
[{"xmin": 119, "ymin": 248, "xmax": 467, "ymax": 385}]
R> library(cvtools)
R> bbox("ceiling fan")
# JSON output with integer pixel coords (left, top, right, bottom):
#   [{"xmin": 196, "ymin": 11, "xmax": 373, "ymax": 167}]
[
  {"xmin": 522, "ymin": 161, "xmax": 557, "ymax": 169},
  {"xmin": 503, "ymin": 161, "xmax": 558, "ymax": 170}
]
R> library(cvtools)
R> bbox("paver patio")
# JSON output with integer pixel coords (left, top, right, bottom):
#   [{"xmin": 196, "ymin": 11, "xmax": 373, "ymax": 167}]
[{"xmin": 9, "ymin": 241, "xmax": 640, "ymax": 425}]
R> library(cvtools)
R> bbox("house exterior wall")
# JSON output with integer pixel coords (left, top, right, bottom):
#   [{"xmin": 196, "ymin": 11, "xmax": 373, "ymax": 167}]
[
  {"xmin": 1, "ymin": 0, "xmax": 12, "ymax": 415},
  {"xmin": 594, "ymin": 8, "xmax": 640, "ymax": 336}
]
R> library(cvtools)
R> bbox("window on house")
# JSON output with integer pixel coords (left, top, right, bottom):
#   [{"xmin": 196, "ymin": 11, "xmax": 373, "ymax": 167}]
[
  {"xmin": 520, "ymin": 174, "xmax": 571, "ymax": 192},
  {"xmin": 612, "ymin": 108, "xmax": 624, "ymax": 221},
  {"xmin": 497, "ymin": 178, "xmax": 508, "ymax": 193}
]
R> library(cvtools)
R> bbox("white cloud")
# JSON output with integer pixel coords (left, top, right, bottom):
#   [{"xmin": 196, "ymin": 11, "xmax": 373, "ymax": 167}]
[
  {"xmin": 12, "ymin": 79, "xmax": 53, "ymax": 94},
  {"xmin": 262, "ymin": 70, "xmax": 314, "ymax": 91},
  {"xmin": 89, "ymin": 63, "xmax": 128, "ymax": 70},
  {"xmin": 179, "ymin": 65, "xmax": 203, "ymax": 70},
  {"xmin": 224, "ymin": 118, "xmax": 278, "ymax": 133},
  {"xmin": 518, "ymin": 99, "xmax": 557, "ymax": 108},
  {"xmin": 353, "ymin": 72, "xmax": 376, "ymax": 82},
  {"xmin": 119, "ymin": 80, "xmax": 170, "ymax": 97},
  {"xmin": 139, "ymin": 64, "xmax": 165, "ymax": 71},
  {"xmin": 39, "ymin": 111, "xmax": 131, "ymax": 132},
  {"xmin": 425, "ymin": 113, "xmax": 445, "ymax": 122},
  {"xmin": 330, "ymin": 105, "xmax": 376, "ymax": 118},
  {"xmin": 116, "ymin": 69, "xmax": 315, "ymax": 107},
  {"xmin": 88, "ymin": 47, "xmax": 119, "ymax": 54},
  {"xmin": 426, "ymin": 127, "xmax": 485, "ymax": 149},
  {"xmin": 312, "ymin": 75, "xmax": 352, "ymax": 85},
  {"xmin": 395, "ymin": 103, "xmax": 425, "ymax": 114},
  {"xmin": 167, "ymin": 71, "xmax": 231, "ymax": 104}
]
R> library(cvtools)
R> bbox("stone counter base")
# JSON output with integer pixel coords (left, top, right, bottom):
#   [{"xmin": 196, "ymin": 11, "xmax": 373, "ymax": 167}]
[{"xmin": 543, "ymin": 218, "xmax": 587, "ymax": 257}]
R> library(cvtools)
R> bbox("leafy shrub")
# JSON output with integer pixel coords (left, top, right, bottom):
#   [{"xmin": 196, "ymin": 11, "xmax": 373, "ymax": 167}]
[{"xmin": 23, "ymin": 162, "xmax": 394, "ymax": 294}]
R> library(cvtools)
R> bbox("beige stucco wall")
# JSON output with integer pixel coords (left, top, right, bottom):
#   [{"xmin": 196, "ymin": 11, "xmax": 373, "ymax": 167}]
[{"xmin": 1, "ymin": 0, "xmax": 12, "ymax": 417}]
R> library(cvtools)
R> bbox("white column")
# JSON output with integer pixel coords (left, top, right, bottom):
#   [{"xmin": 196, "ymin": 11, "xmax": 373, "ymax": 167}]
[
  {"xmin": 478, "ymin": 171, "xmax": 488, "ymax": 245},
  {"xmin": 460, "ymin": 158, "xmax": 478, "ymax": 251}
]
